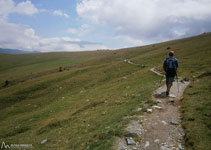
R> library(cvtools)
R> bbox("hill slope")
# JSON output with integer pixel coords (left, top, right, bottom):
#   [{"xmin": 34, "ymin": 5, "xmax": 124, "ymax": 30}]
[{"xmin": 0, "ymin": 33, "xmax": 210, "ymax": 150}]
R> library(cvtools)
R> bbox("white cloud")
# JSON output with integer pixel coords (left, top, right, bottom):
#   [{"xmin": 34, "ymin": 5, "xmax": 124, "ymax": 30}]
[
  {"xmin": 125, "ymin": 37, "xmax": 143, "ymax": 45},
  {"xmin": 67, "ymin": 24, "xmax": 91, "ymax": 36},
  {"xmin": 67, "ymin": 28, "xmax": 78, "ymax": 34},
  {"xmin": 173, "ymin": 30, "xmax": 186, "ymax": 37},
  {"xmin": 113, "ymin": 35, "xmax": 143, "ymax": 45},
  {"xmin": 53, "ymin": 10, "xmax": 70, "ymax": 18},
  {"xmin": 77, "ymin": 0, "xmax": 211, "ymax": 44},
  {"xmin": 81, "ymin": 24, "xmax": 89, "ymax": 30},
  {"xmin": 0, "ymin": 0, "xmax": 106, "ymax": 52},
  {"xmin": 0, "ymin": 0, "xmax": 39, "ymax": 18},
  {"xmin": 14, "ymin": 0, "xmax": 38, "ymax": 15},
  {"xmin": 0, "ymin": 19, "xmax": 107, "ymax": 52},
  {"xmin": 0, "ymin": 0, "xmax": 14, "ymax": 18}
]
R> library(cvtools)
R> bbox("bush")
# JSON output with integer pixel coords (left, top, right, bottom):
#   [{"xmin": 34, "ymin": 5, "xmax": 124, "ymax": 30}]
[
  {"xmin": 3, "ymin": 80, "xmax": 9, "ymax": 87},
  {"xmin": 59, "ymin": 67, "xmax": 63, "ymax": 72}
]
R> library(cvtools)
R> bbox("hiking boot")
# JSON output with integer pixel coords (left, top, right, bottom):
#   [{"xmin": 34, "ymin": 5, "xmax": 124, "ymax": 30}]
[{"xmin": 166, "ymin": 91, "xmax": 169, "ymax": 96}]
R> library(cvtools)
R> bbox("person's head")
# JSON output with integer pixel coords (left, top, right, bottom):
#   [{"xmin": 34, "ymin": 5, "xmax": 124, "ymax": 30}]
[{"xmin": 169, "ymin": 50, "xmax": 174, "ymax": 57}]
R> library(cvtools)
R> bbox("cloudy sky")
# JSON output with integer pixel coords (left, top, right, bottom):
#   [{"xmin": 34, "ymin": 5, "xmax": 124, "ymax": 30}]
[{"xmin": 0, "ymin": 0, "xmax": 211, "ymax": 52}]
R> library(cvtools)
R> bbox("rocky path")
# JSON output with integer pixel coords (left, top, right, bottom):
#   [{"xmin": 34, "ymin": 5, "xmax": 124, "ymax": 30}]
[{"xmin": 116, "ymin": 67, "xmax": 190, "ymax": 150}]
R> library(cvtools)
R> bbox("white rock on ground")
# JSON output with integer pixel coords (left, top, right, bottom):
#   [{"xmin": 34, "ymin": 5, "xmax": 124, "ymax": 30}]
[
  {"xmin": 147, "ymin": 109, "xmax": 152, "ymax": 113},
  {"xmin": 144, "ymin": 141, "xmax": 150, "ymax": 148},
  {"xmin": 126, "ymin": 137, "xmax": 136, "ymax": 145},
  {"xmin": 169, "ymin": 94, "xmax": 176, "ymax": 98},
  {"xmin": 41, "ymin": 139, "xmax": 47, "ymax": 144},
  {"xmin": 156, "ymin": 100, "xmax": 163, "ymax": 104},
  {"xmin": 152, "ymin": 105, "xmax": 162, "ymax": 109},
  {"xmin": 136, "ymin": 108, "xmax": 142, "ymax": 112},
  {"xmin": 154, "ymin": 139, "xmax": 160, "ymax": 143}
]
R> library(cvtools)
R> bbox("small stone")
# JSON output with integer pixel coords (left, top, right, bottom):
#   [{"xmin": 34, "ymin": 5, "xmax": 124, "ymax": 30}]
[
  {"xmin": 123, "ymin": 77, "xmax": 127, "ymax": 80},
  {"xmin": 169, "ymin": 94, "xmax": 176, "ymax": 98},
  {"xmin": 152, "ymin": 105, "xmax": 162, "ymax": 109},
  {"xmin": 136, "ymin": 108, "xmax": 142, "ymax": 112},
  {"xmin": 124, "ymin": 132, "xmax": 138, "ymax": 137},
  {"xmin": 141, "ymin": 64, "xmax": 145, "ymax": 68},
  {"xmin": 161, "ymin": 121, "xmax": 167, "ymax": 125},
  {"xmin": 147, "ymin": 109, "xmax": 152, "ymax": 113},
  {"xmin": 133, "ymin": 147, "xmax": 138, "ymax": 150},
  {"xmin": 158, "ymin": 87, "xmax": 162, "ymax": 90},
  {"xmin": 156, "ymin": 100, "xmax": 163, "ymax": 104},
  {"xmin": 178, "ymin": 144, "xmax": 183, "ymax": 150},
  {"xmin": 144, "ymin": 141, "xmax": 150, "ymax": 148},
  {"xmin": 101, "ymin": 111, "xmax": 106, "ymax": 115},
  {"xmin": 161, "ymin": 143, "xmax": 165, "ymax": 146},
  {"xmin": 126, "ymin": 137, "xmax": 136, "ymax": 145},
  {"xmin": 41, "ymin": 139, "xmax": 47, "ymax": 144},
  {"xmin": 154, "ymin": 139, "xmax": 160, "ymax": 143},
  {"xmin": 167, "ymin": 99, "xmax": 174, "ymax": 103},
  {"xmin": 170, "ymin": 120, "xmax": 179, "ymax": 125}
]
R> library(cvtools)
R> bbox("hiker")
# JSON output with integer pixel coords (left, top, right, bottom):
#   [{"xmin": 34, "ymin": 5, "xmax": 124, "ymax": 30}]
[{"xmin": 163, "ymin": 51, "xmax": 178, "ymax": 96}]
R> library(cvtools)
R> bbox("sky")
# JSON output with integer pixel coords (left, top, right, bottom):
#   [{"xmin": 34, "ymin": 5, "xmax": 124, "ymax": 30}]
[{"xmin": 0, "ymin": 0, "xmax": 211, "ymax": 52}]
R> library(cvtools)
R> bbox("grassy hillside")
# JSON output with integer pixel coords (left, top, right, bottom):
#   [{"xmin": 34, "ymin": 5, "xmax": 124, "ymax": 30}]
[{"xmin": 0, "ymin": 33, "xmax": 211, "ymax": 150}]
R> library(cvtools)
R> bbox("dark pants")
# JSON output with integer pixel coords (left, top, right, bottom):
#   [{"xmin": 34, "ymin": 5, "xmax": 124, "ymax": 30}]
[{"xmin": 166, "ymin": 73, "xmax": 176, "ymax": 85}]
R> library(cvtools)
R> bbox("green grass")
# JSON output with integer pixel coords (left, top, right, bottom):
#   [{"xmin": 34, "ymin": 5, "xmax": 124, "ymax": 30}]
[
  {"xmin": 0, "ymin": 33, "xmax": 211, "ymax": 150},
  {"xmin": 182, "ymin": 74, "xmax": 211, "ymax": 150}
]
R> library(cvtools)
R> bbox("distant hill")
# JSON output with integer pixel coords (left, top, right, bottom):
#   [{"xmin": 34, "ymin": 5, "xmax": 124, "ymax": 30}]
[{"xmin": 0, "ymin": 48, "xmax": 40, "ymax": 54}]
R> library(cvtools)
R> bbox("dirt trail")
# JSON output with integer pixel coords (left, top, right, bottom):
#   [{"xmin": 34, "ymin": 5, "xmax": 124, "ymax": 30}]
[{"xmin": 116, "ymin": 67, "xmax": 190, "ymax": 150}]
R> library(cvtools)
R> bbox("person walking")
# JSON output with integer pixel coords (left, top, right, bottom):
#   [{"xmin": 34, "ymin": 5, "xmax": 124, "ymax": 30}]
[{"xmin": 163, "ymin": 51, "xmax": 178, "ymax": 96}]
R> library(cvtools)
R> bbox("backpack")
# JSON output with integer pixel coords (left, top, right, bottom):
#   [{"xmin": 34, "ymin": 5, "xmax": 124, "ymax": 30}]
[{"xmin": 166, "ymin": 58, "xmax": 176, "ymax": 73}]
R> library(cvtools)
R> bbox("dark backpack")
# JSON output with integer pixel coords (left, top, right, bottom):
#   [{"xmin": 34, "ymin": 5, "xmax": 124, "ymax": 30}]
[{"xmin": 166, "ymin": 58, "xmax": 176, "ymax": 73}]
